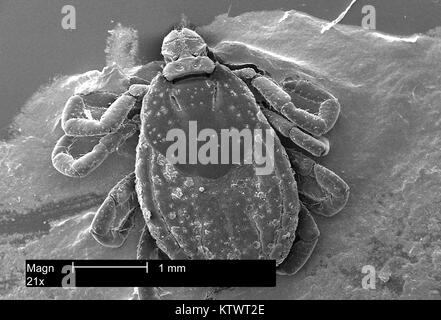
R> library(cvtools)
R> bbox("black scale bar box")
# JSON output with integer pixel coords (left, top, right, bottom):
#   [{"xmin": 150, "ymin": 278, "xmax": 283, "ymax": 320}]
[{"xmin": 25, "ymin": 260, "xmax": 276, "ymax": 287}]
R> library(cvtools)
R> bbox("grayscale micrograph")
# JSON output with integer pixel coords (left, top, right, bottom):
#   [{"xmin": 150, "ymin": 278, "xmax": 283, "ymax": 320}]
[{"xmin": 1, "ymin": 0, "xmax": 441, "ymax": 309}]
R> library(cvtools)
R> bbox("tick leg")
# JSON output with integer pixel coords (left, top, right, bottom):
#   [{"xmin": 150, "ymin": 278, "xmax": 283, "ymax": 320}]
[
  {"xmin": 136, "ymin": 225, "xmax": 170, "ymax": 300},
  {"xmin": 232, "ymin": 68, "xmax": 335, "ymax": 156},
  {"xmin": 52, "ymin": 122, "xmax": 137, "ymax": 177},
  {"xmin": 90, "ymin": 172, "xmax": 140, "ymax": 247},
  {"xmin": 62, "ymin": 84, "xmax": 149, "ymax": 136},
  {"xmin": 262, "ymin": 108, "xmax": 330, "ymax": 157},
  {"xmin": 277, "ymin": 205, "xmax": 320, "ymax": 275},
  {"xmin": 251, "ymin": 75, "xmax": 340, "ymax": 136},
  {"xmin": 286, "ymin": 149, "xmax": 350, "ymax": 217}
]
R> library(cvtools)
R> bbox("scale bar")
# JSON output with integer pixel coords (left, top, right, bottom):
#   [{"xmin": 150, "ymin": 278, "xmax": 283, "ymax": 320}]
[
  {"xmin": 26, "ymin": 259, "xmax": 276, "ymax": 287},
  {"xmin": 73, "ymin": 266, "xmax": 147, "ymax": 268},
  {"xmin": 72, "ymin": 262, "xmax": 149, "ymax": 273}
]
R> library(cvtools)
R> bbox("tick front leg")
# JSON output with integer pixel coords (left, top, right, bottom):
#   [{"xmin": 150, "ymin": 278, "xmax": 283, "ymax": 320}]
[
  {"xmin": 251, "ymin": 75, "xmax": 340, "ymax": 136},
  {"xmin": 90, "ymin": 172, "xmax": 140, "ymax": 247},
  {"xmin": 233, "ymin": 68, "xmax": 336, "ymax": 156},
  {"xmin": 286, "ymin": 149, "xmax": 350, "ymax": 217},
  {"xmin": 52, "ymin": 122, "xmax": 137, "ymax": 177},
  {"xmin": 62, "ymin": 84, "xmax": 149, "ymax": 136},
  {"xmin": 262, "ymin": 108, "xmax": 330, "ymax": 157}
]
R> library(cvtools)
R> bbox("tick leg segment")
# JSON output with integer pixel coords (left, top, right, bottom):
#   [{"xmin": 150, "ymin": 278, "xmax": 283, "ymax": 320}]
[
  {"xmin": 52, "ymin": 83, "xmax": 148, "ymax": 177},
  {"xmin": 277, "ymin": 205, "xmax": 320, "ymax": 275},
  {"xmin": 232, "ymin": 68, "xmax": 336, "ymax": 156},
  {"xmin": 62, "ymin": 84, "xmax": 149, "ymax": 136},
  {"xmin": 52, "ymin": 122, "xmax": 137, "ymax": 177},
  {"xmin": 90, "ymin": 172, "xmax": 140, "ymax": 247},
  {"xmin": 286, "ymin": 149, "xmax": 350, "ymax": 217},
  {"xmin": 136, "ymin": 225, "xmax": 170, "ymax": 300},
  {"xmin": 262, "ymin": 108, "xmax": 330, "ymax": 157},
  {"xmin": 251, "ymin": 75, "xmax": 340, "ymax": 136}
]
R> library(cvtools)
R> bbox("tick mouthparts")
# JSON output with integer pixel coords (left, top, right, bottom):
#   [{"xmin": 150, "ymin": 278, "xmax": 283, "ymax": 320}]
[{"xmin": 163, "ymin": 56, "xmax": 216, "ymax": 81}]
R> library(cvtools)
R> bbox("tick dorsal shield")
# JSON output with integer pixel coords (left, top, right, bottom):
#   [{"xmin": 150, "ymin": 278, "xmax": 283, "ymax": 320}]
[{"xmin": 141, "ymin": 64, "xmax": 273, "ymax": 180}]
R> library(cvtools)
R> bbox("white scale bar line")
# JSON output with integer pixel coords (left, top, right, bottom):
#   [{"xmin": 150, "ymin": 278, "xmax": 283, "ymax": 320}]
[
  {"xmin": 70, "ymin": 264, "xmax": 149, "ymax": 273},
  {"xmin": 73, "ymin": 266, "xmax": 146, "ymax": 268}
]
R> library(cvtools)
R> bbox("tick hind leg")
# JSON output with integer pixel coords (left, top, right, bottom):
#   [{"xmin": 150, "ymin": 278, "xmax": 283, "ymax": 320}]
[
  {"xmin": 277, "ymin": 205, "xmax": 320, "ymax": 275},
  {"xmin": 136, "ymin": 225, "xmax": 170, "ymax": 300},
  {"xmin": 90, "ymin": 172, "xmax": 140, "ymax": 247},
  {"xmin": 286, "ymin": 149, "xmax": 350, "ymax": 217}
]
